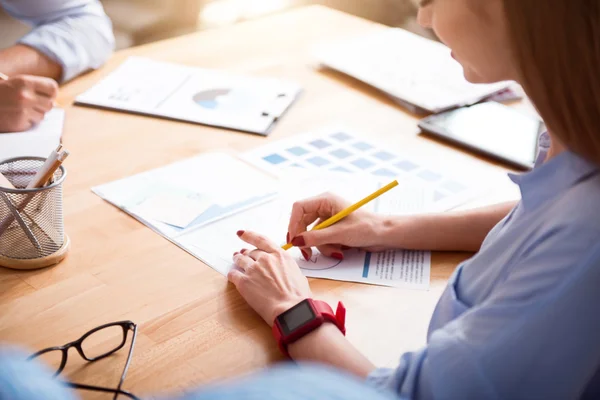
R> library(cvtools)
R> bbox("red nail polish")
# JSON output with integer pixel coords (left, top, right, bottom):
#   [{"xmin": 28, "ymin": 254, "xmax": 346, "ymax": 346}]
[
  {"xmin": 332, "ymin": 252, "xmax": 344, "ymax": 261},
  {"xmin": 301, "ymin": 249, "xmax": 310, "ymax": 261},
  {"xmin": 291, "ymin": 236, "xmax": 305, "ymax": 247},
  {"xmin": 236, "ymin": 230, "xmax": 244, "ymax": 237},
  {"xmin": 286, "ymin": 232, "xmax": 290, "ymax": 243},
  {"xmin": 233, "ymin": 252, "xmax": 239, "ymax": 256},
  {"xmin": 240, "ymin": 248, "xmax": 247, "ymax": 254}
]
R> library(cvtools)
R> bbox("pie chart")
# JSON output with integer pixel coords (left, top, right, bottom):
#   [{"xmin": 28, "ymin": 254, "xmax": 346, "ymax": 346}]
[{"xmin": 192, "ymin": 89, "xmax": 231, "ymax": 109}]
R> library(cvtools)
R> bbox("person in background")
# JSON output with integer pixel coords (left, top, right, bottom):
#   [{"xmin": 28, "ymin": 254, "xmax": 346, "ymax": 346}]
[
  {"xmin": 228, "ymin": 0, "xmax": 600, "ymax": 399},
  {"xmin": 0, "ymin": 0, "xmax": 114, "ymax": 132}
]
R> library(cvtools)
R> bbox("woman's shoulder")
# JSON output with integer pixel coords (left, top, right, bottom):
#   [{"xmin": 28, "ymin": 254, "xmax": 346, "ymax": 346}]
[{"xmin": 549, "ymin": 172, "xmax": 600, "ymax": 231}]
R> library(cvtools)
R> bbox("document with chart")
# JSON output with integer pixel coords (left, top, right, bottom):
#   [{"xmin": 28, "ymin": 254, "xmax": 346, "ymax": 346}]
[
  {"xmin": 93, "ymin": 154, "xmax": 433, "ymax": 290},
  {"xmin": 75, "ymin": 57, "xmax": 302, "ymax": 135},
  {"xmin": 316, "ymin": 28, "xmax": 511, "ymax": 113},
  {"xmin": 178, "ymin": 171, "xmax": 432, "ymax": 290},
  {"xmin": 241, "ymin": 128, "xmax": 489, "ymax": 213}
]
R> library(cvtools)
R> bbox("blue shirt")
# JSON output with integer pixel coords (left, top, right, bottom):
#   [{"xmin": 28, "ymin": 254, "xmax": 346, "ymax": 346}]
[
  {"xmin": 0, "ymin": 347, "xmax": 400, "ymax": 400},
  {"xmin": 368, "ymin": 133, "xmax": 600, "ymax": 399},
  {"xmin": 1, "ymin": 0, "xmax": 114, "ymax": 82}
]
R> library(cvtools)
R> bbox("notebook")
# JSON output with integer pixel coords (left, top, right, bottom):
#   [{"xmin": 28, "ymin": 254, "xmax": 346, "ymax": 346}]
[
  {"xmin": 0, "ymin": 108, "xmax": 64, "ymax": 162},
  {"xmin": 316, "ymin": 28, "xmax": 512, "ymax": 114},
  {"xmin": 75, "ymin": 57, "xmax": 302, "ymax": 135}
]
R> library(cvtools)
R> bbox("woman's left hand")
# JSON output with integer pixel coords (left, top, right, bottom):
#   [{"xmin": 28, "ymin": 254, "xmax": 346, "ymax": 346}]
[{"xmin": 228, "ymin": 230, "xmax": 312, "ymax": 326}]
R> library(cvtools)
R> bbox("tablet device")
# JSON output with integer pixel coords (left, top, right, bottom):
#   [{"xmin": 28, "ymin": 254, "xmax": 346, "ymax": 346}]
[{"xmin": 418, "ymin": 102, "xmax": 543, "ymax": 170}]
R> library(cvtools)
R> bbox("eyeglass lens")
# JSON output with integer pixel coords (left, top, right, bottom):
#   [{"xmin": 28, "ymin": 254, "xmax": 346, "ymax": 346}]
[{"xmin": 81, "ymin": 325, "xmax": 126, "ymax": 360}]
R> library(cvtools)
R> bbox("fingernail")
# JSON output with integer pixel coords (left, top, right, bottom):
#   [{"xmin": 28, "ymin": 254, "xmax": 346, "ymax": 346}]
[
  {"xmin": 286, "ymin": 232, "xmax": 290, "ymax": 243},
  {"xmin": 341, "ymin": 245, "xmax": 351, "ymax": 250},
  {"xmin": 301, "ymin": 249, "xmax": 310, "ymax": 261},
  {"xmin": 236, "ymin": 230, "xmax": 245, "ymax": 237},
  {"xmin": 240, "ymin": 248, "xmax": 248, "ymax": 254},
  {"xmin": 332, "ymin": 252, "xmax": 344, "ymax": 261},
  {"xmin": 233, "ymin": 252, "xmax": 239, "ymax": 256},
  {"xmin": 291, "ymin": 236, "xmax": 305, "ymax": 247}
]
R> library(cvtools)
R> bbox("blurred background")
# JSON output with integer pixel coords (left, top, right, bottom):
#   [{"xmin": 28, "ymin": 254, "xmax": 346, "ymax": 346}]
[{"xmin": 0, "ymin": 0, "xmax": 432, "ymax": 50}]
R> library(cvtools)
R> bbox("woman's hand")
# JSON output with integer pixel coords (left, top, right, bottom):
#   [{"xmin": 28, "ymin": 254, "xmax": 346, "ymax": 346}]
[
  {"xmin": 228, "ymin": 230, "xmax": 312, "ymax": 326},
  {"xmin": 287, "ymin": 193, "xmax": 388, "ymax": 261}
]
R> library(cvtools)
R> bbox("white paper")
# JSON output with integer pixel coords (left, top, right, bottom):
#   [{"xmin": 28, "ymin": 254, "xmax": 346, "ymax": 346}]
[
  {"xmin": 93, "ymin": 152, "xmax": 279, "ymax": 239},
  {"xmin": 130, "ymin": 192, "xmax": 212, "ymax": 228},
  {"xmin": 0, "ymin": 108, "xmax": 64, "ymax": 162},
  {"xmin": 178, "ymin": 172, "xmax": 432, "ymax": 289},
  {"xmin": 316, "ymin": 28, "xmax": 512, "ymax": 113},
  {"xmin": 75, "ymin": 57, "xmax": 302, "ymax": 135},
  {"xmin": 241, "ymin": 128, "xmax": 487, "ymax": 213}
]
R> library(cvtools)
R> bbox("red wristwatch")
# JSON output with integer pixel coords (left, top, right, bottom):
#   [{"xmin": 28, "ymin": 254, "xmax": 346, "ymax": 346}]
[{"xmin": 272, "ymin": 299, "xmax": 346, "ymax": 358}]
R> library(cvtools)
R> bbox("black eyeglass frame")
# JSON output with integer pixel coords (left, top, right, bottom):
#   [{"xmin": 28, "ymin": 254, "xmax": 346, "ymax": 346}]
[{"xmin": 28, "ymin": 320, "xmax": 139, "ymax": 400}]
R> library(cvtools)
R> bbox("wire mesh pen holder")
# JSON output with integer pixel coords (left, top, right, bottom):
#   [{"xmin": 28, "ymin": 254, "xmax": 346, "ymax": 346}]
[{"xmin": 0, "ymin": 157, "xmax": 70, "ymax": 270}]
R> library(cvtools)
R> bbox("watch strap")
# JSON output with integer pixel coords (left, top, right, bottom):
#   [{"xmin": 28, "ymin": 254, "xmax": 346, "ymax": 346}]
[{"xmin": 273, "ymin": 299, "xmax": 346, "ymax": 358}]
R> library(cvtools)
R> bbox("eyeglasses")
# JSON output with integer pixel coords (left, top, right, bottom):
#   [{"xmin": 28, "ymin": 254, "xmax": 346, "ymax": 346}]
[{"xmin": 28, "ymin": 321, "xmax": 139, "ymax": 400}]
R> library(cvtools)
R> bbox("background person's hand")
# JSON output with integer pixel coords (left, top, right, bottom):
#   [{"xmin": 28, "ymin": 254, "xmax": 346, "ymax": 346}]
[
  {"xmin": 229, "ymin": 230, "xmax": 312, "ymax": 326},
  {"xmin": 287, "ymin": 193, "xmax": 388, "ymax": 261},
  {"xmin": 0, "ymin": 75, "xmax": 58, "ymax": 132}
]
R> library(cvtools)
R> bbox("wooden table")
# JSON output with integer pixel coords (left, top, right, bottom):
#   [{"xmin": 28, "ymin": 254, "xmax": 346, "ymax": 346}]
[{"xmin": 0, "ymin": 6, "xmax": 521, "ymax": 398}]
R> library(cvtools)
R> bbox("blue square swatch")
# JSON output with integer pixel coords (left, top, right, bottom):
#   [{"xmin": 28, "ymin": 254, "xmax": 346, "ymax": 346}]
[
  {"xmin": 330, "ymin": 148, "xmax": 352, "ymax": 159},
  {"xmin": 310, "ymin": 139, "xmax": 331, "ymax": 149},
  {"xmin": 352, "ymin": 141, "xmax": 373, "ymax": 151},
  {"xmin": 286, "ymin": 146, "xmax": 309, "ymax": 156},
  {"xmin": 373, "ymin": 151, "xmax": 395, "ymax": 161},
  {"xmin": 417, "ymin": 170, "xmax": 442, "ymax": 182},
  {"xmin": 442, "ymin": 180, "xmax": 466, "ymax": 193},
  {"xmin": 395, "ymin": 160, "xmax": 419, "ymax": 171},
  {"xmin": 331, "ymin": 166, "xmax": 351, "ymax": 173},
  {"xmin": 263, "ymin": 153, "xmax": 287, "ymax": 165},
  {"xmin": 307, "ymin": 156, "xmax": 330, "ymax": 167},
  {"xmin": 331, "ymin": 132, "xmax": 352, "ymax": 142},
  {"xmin": 373, "ymin": 168, "xmax": 397, "ymax": 177},
  {"xmin": 352, "ymin": 158, "xmax": 375, "ymax": 170}
]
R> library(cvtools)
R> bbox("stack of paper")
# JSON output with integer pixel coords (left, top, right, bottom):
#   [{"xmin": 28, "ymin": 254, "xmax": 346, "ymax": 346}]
[
  {"xmin": 94, "ymin": 128, "xmax": 493, "ymax": 290},
  {"xmin": 316, "ymin": 28, "xmax": 512, "ymax": 114},
  {"xmin": 0, "ymin": 108, "xmax": 64, "ymax": 162}
]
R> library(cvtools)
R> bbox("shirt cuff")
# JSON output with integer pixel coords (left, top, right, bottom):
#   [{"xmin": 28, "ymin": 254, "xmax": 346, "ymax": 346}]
[
  {"xmin": 367, "ymin": 367, "xmax": 396, "ymax": 390},
  {"xmin": 18, "ymin": 32, "xmax": 72, "ymax": 83}
]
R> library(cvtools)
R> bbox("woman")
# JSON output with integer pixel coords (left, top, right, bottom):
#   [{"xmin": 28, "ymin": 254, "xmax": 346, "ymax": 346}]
[{"xmin": 229, "ymin": 1, "xmax": 600, "ymax": 399}]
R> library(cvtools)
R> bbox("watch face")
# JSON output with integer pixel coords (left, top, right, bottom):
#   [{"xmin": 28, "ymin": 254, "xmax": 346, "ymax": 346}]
[{"xmin": 278, "ymin": 300, "xmax": 315, "ymax": 335}]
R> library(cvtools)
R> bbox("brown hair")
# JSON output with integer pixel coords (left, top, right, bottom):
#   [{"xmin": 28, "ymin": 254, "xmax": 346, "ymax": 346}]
[{"xmin": 503, "ymin": 0, "xmax": 600, "ymax": 164}]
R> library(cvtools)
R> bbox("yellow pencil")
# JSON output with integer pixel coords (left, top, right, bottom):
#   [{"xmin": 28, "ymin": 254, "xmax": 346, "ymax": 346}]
[{"xmin": 282, "ymin": 179, "xmax": 399, "ymax": 250}]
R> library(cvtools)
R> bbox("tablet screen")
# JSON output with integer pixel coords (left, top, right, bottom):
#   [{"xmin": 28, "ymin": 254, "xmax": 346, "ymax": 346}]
[{"xmin": 422, "ymin": 102, "xmax": 542, "ymax": 168}]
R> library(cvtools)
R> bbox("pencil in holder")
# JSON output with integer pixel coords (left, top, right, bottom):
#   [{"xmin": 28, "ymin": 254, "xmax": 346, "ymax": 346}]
[{"xmin": 0, "ymin": 157, "xmax": 70, "ymax": 270}]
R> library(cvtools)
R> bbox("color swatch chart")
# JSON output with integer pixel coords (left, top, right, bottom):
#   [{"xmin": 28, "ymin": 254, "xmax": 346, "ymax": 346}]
[{"xmin": 242, "ymin": 129, "xmax": 485, "ymax": 213}]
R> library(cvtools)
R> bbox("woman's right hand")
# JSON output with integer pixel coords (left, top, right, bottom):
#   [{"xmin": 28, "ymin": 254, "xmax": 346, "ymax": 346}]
[{"xmin": 287, "ymin": 193, "xmax": 389, "ymax": 261}]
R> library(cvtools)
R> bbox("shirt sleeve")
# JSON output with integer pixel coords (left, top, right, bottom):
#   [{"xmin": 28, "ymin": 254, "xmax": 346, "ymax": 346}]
[
  {"xmin": 0, "ymin": 346, "xmax": 77, "ymax": 400},
  {"xmin": 367, "ymin": 229, "xmax": 600, "ymax": 400},
  {"xmin": 2, "ymin": 0, "xmax": 115, "ymax": 82}
]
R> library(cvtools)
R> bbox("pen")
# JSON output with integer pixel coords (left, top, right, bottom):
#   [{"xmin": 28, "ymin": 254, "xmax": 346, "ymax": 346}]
[
  {"xmin": 0, "ymin": 145, "xmax": 69, "ymax": 238},
  {"xmin": 282, "ymin": 179, "xmax": 400, "ymax": 251}
]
